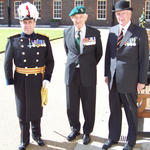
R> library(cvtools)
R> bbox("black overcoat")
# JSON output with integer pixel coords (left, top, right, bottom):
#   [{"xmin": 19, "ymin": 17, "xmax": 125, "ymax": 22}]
[{"xmin": 4, "ymin": 32, "xmax": 54, "ymax": 121}]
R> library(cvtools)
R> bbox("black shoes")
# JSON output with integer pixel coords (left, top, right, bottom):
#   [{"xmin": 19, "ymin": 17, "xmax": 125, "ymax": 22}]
[
  {"xmin": 33, "ymin": 137, "xmax": 45, "ymax": 146},
  {"xmin": 18, "ymin": 143, "xmax": 29, "ymax": 150},
  {"xmin": 83, "ymin": 134, "xmax": 91, "ymax": 145},
  {"xmin": 123, "ymin": 143, "xmax": 133, "ymax": 150},
  {"xmin": 102, "ymin": 139, "xmax": 118, "ymax": 149},
  {"xmin": 67, "ymin": 131, "xmax": 80, "ymax": 141}
]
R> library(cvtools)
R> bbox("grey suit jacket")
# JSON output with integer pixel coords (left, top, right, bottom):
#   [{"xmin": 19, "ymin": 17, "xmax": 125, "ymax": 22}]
[
  {"xmin": 105, "ymin": 23, "xmax": 149, "ymax": 93},
  {"xmin": 64, "ymin": 25, "xmax": 103, "ymax": 86}
]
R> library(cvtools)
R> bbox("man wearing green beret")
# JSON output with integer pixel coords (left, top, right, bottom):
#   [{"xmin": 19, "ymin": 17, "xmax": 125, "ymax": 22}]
[{"xmin": 64, "ymin": 6, "xmax": 103, "ymax": 145}]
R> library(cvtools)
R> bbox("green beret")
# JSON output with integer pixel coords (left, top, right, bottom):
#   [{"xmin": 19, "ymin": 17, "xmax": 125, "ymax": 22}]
[{"xmin": 69, "ymin": 6, "xmax": 86, "ymax": 16}]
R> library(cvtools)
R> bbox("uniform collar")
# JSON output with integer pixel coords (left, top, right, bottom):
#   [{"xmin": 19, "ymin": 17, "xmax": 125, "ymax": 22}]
[{"xmin": 21, "ymin": 32, "xmax": 36, "ymax": 38}]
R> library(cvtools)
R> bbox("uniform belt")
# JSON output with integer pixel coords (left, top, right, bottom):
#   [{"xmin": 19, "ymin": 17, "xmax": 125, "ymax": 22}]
[{"xmin": 15, "ymin": 66, "xmax": 45, "ymax": 76}]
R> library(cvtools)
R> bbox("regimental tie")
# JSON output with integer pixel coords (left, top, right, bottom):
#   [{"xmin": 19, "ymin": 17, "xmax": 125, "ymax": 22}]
[
  {"xmin": 75, "ymin": 30, "xmax": 81, "ymax": 52},
  {"xmin": 117, "ymin": 28, "xmax": 124, "ymax": 49}
]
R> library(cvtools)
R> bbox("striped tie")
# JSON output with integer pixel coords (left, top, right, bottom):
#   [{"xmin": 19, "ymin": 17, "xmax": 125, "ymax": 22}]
[{"xmin": 117, "ymin": 28, "xmax": 124, "ymax": 48}]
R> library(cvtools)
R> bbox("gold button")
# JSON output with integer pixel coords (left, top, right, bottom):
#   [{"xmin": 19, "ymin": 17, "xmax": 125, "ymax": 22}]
[
  {"xmin": 20, "ymin": 39, "xmax": 23, "ymax": 42},
  {"xmin": 36, "ymin": 59, "xmax": 39, "ymax": 62},
  {"xmin": 25, "ymin": 67, "xmax": 28, "ymax": 69},
  {"xmin": 35, "ymin": 73, "xmax": 37, "ymax": 76},
  {"xmin": 22, "ymin": 52, "xmax": 25, "ymax": 55},
  {"xmin": 26, "ymin": 74, "xmax": 28, "ymax": 76},
  {"xmin": 21, "ymin": 45, "xmax": 24, "ymax": 48},
  {"xmin": 37, "ymin": 52, "xmax": 40, "ymax": 55},
  {"xmin": 24, "ymin": 59, "xmax": 27, "ymax": 62}
]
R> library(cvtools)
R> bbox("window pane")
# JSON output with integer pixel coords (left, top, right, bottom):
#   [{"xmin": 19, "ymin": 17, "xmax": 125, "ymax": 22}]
[
  {"xmin": 14, "ymin": 1, "xmax": 22, "ymax": 19},
  {"xmin": 0, "ymin": 1, "xmax": 4, "ymax": 19},
  {"xmin": 145, "ymin": 1, "xmax": 150, "ymax": 20},
  {"xmin": 33, "ymin": 0, "xmax": 41, "ymax": 18},
  {"xmin": 97, "ymin": 0, "xmax": 107, "ymax": 20},
  {"xmin": 53, "ymin": 0, "xmax": 62, "ymax": 19},
  {"xmin": 75, "ymin": 0, "xmax": 84, "ymax": 7}
]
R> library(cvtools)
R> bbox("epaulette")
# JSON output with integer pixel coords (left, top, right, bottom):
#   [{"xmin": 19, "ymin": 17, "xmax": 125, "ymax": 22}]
[
  {"xmin": 8, "ymin": 34, "xmax": 20, "ymax": 39},
  {"xmin": 36, "ymin": 33, "xmax": 48, "ymax": 38}
]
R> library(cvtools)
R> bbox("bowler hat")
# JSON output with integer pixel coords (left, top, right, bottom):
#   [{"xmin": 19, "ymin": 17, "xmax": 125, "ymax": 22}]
[
  {"xmin": 69, "ymin": 6, "xmax": 86, "ymax": 16},
  {"xmin": 113, "ymin": 0, "xmax": 133, "ymax": 12}
]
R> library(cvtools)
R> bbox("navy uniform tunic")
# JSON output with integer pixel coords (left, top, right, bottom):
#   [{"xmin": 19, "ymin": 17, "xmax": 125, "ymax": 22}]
[{"xmin": 4, "ymin": 32, "xmax": 54, "ymax": 121}]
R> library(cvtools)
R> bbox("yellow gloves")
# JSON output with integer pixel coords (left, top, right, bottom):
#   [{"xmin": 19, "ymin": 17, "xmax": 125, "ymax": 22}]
[{"xmin": 41, "ymin": 86, "xmax": 48, "ymax": 107}]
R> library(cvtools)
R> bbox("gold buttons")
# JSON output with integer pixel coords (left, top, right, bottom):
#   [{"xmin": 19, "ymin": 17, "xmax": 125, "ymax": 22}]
[
  {"xmin": 37, "ymin": 52, "xmax": 40, "ymax": 55},
  {"xmin": 36, "ymin": 59, "xmax": 39, "ymax": 62},
  {"xmin": 22, "ymin": 52, "xmax": 25, "ymax": 55},
  {"xmin": 20, "ymin": 39, "xmax": 23, "ymax": 42},
  {"xmin": 21, "ymin": 45, "xmax": 24, "ymax": 48},
  {"xmin": 24, "ymin": 59, "xmax": 27, "ymax": 62}
]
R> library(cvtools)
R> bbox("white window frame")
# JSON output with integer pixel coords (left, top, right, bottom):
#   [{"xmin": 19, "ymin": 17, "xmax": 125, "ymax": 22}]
[
  {"xmin": 0, "ymin": 1, "xmax": 4, "ymax": 19},
  {"xmin": 33, "ymin": 0, "xmax": 41, "ymax": 19},
  {"xmin": 145, "ymin": 0, "xmax": 150, "ymax": 21},
  {"xmin": 74, "ymin": 0, "xmax": 84, "ymax": 7},
  {"xmin": 53, "ymin": 0, "xmax": 62, "ymax": 19},
  {"xmin": 97, "ymin": 0, "xmax": 107, "ymax": 20},
  {"xmin": 14, "ymin": 1, "xmax": 22, "ymax": 19}
]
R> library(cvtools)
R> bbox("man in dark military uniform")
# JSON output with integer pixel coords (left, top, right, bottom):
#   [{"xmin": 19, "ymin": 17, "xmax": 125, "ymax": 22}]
[{"xmin": 4, "ymin": 2, "xmax": 54, "ymax": 150}]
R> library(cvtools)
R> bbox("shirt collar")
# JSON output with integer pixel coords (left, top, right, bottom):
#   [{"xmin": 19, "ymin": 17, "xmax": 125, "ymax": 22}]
[
  {"xmin": 75, "ymin": 24, "xmax": 86, "ymax": 33},
  {"xmin": 119, "ymin": 21, "xmax": 131, "ymax": 33}
]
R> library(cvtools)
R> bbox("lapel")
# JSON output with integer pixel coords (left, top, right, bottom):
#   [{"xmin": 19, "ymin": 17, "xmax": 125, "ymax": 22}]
[
  {"xmin": 69, "ymin": 26, "xmax": 76, "ymax": 48},
  {"xmin": 119, "ymin": 23, "xmax": 135, "ymax": 48}
]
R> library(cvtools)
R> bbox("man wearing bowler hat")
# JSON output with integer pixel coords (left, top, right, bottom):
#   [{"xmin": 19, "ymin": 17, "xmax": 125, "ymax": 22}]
[
  {"xmin": 4, "ymin": 2, "xmax": 54, "ymax": 150},
  {"xmin": 103, "ymin": 0, "xmax": 149, "ymax": 150},
  {"xmin": 64, "ymin": 6, "xmax": 102, "ymax": 144}
]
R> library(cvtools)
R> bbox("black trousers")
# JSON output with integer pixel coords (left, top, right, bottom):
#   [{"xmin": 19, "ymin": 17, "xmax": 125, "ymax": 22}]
[
  {"xmin": 19, "ymin": 118, "xmax": 41, "ymax": 144},
  {"xmin": 66, "ymin": 68, "xmax": 96, "ymax": 134},
  {"xmin": 108, "ymin": 79, "xmax": 138, "ymax": 146}
]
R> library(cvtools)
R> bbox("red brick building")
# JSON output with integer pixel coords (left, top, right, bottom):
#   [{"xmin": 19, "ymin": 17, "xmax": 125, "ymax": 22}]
[{"xmin": 0, "ymin": 0, "xmax": 150, "ymax": 27}]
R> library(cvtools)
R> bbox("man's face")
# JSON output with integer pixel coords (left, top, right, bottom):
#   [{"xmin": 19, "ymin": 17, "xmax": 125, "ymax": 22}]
[
  {"xmin": 115, "ymin": 10, "xmax": 132, "ymax": 27},
  {"xmin": 20, "ymin": 19, "xmax": 36, "ymax": 35},
  {"xmin": 71, "ymin": 14, "xmax": 88, "ymax": 30}
]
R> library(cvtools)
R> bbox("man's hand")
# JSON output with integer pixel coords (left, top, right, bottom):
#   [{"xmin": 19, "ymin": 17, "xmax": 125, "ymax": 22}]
[
  {"xmin": 105, "ymin": 77, "xmax": 108, "ymax": 85},
  {"xmin": 137, "ymin": 83, "xmax": 145, "ymax": 93}
]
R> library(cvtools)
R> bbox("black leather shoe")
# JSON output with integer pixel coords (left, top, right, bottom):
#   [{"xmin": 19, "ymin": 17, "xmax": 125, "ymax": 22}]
[
  {"xmin": 102, "ymin": 139, "xmax": 118, "ymax": 150},
  {"xmin": 33, "ymin": 137, "xmax": 45, "ymax": 146},
  {"xmin": 18, "ymin": 143, "xmax": 29, "ymax": 150},
  {"xmin": 123, "ymin": 143, "xmax": 133, "ymax": 150},
  {"xmin": 67, "ymin": 131, "xmax": 80, "ymax": 141},
  {"xmin": 83, "ymin": 134, "xmax": 91, "ymax": 145}
]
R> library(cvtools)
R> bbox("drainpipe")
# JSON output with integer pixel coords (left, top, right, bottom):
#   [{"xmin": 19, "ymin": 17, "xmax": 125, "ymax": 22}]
[
  {"xmin": 8, "ymin": 0, "xmax": 11, "ymax": 27},
  {"xmin": 111, "ymin": 0, "xmax": 115, "ymax": 26}
]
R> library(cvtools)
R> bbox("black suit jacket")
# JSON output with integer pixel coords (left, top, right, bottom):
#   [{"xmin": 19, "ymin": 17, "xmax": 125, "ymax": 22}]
[
  {"xmin": 64, "ymin": 25, "xmax": 103, "ymax": 86},
  {"xmin": 105, "ymin": 23, "xmax": 149, "ymax": 93}
]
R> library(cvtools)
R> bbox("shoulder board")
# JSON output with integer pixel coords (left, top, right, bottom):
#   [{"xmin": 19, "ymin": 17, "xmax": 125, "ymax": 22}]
[
  {"xmin": 36, "ymin": 33, "xmax": 48, "ymax": 38},
  {"xmin": 8, "ymin": 34, "xmax": 20, "ymax": 39}
]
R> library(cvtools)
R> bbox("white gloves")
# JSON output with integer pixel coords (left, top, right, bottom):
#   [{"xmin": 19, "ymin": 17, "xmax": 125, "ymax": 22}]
[{"xmin": 42, "ymin": 80, "xmax": 50, "ymax": 89}]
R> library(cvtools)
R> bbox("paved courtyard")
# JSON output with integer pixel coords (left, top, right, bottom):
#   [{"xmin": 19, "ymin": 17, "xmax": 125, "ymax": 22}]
[{"xmin": 0, "ymin": 28, "xmax": 150, "ymax": 150}]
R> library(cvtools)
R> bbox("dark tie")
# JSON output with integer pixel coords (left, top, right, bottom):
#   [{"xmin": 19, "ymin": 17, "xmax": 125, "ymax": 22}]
[
  {"xmin": 117, "ymin": 28, "xmax": 124, "ymax": 48},
  {"xmin": 75, "ymin": 30, "xmax": 81, "ymax": 52}
]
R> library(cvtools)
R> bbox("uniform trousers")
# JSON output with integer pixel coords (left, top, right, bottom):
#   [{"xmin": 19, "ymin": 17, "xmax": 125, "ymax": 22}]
[
  {"xmin": 19, "ymin": 118, "xmax": 41, "ymax": 144},
  {"xmin": 66, "ymin": 68, "xmax": 96, "ymax": 134},
  {"xmin": 108, "ymin": 78, "xmax": 138, "ymax": 146}
]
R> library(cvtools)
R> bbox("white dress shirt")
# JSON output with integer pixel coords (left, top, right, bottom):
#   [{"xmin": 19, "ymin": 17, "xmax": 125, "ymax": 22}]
[
  {"xmin": 119, "ymin": 20, "xmax": 131, "ymax": 36},
  {"xmin": 75, "ymin": 25, "xmax": 86, "ymax": 54}
]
